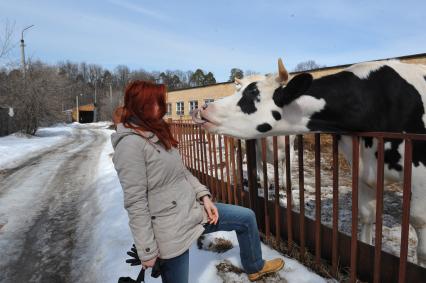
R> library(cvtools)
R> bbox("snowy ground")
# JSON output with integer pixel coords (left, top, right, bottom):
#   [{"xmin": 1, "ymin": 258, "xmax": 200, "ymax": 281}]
[
  {"xmin": 0, "ymin": 123, "xmax": 328, "ymax": 283},
  {"xmin": 0, "ymin": 122, "xmax": 109, "ymax": 282},
  {"xmin": 0, "ymin": 123, "xmax": 75, "ymax": 170}
]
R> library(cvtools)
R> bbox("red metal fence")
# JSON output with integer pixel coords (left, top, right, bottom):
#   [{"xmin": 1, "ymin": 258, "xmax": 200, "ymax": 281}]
[{"xmin": 168, "ymin": 119, "xmax": 426, "ymax": 283}]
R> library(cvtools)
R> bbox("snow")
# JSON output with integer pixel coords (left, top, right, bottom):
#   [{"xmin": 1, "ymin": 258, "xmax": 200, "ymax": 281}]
[
  {"xmin": 0, "ymin": 122, "xmax": 114, "ymax": 281},
  {"xmin": 0, "ymin": 123, "xmax": 75, "ymax": 170},
  {"xmin": 197, "ymin": 231, "xmax": 328, "ymax": 283}
]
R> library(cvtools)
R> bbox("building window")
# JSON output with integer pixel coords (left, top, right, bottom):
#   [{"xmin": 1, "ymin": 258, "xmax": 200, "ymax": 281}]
[
  {"xmin": 189, "ymin": 100, "xmax": 198, "ymax": 114},
  {"xmin": 166, "ymin": 103, "xmax": 172, "ymax": 115},
  {"xmin": 176, "ymin": 101, "xmax": 184, "ymax": 116},
  {"xmin": 204, "ymin": 98, "xmax": 214, "ymax": 105}
]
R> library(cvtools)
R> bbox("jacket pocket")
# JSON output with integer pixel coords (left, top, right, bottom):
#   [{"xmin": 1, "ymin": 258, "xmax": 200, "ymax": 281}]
[{"xmin": 149, "ymin": 188, "xmax": 178, "ymax": 217}]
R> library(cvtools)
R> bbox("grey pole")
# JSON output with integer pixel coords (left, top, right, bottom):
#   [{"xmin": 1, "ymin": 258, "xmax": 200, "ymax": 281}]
[
  {"xmin": 76, "ymin": 95, "xmax": 79, "ymax": 123},
  {"xmin": 109, "ymin": 82, "xmax": 113, "ymax": 114},
  {"xmin": 20, "ymin": 25, "xmax": 34, "ymax": 77},
  {"xmin": 93, "ymin": 83, "xmax": 97, "ymax": 123}
]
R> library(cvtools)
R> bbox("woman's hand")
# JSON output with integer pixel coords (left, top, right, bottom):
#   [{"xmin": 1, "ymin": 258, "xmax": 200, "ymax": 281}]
[
  {"xmin": 142, "ymin": 256, "xmax": 158, "ymax": 269},
  {"xmin": 202, "ymin": 196, "xmax": 219, "ymax": 225}
]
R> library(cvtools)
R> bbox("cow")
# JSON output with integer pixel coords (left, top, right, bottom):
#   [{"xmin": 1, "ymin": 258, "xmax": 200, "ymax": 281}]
[
  {"xmin": 234, "ymin": 76, "xmax": 296, "ymax": 197},
  {"xmin": 192, "ymin": 58, "xmax": 426, "ymax": 266}
]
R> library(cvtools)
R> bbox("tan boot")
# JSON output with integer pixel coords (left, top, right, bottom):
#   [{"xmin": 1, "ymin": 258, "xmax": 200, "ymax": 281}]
[{"xmin": 248, "ymin": 258, "xmax": 285, "ymax": 281}]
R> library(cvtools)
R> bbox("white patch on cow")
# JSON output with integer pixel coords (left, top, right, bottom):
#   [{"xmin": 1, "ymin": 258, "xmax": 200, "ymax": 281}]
[
  {"xmin": 296, "ymin": 95, "xmax": 326, "ymax": 116},
  {"xmin": 346, "ymin": 61, "xmax": 386, "ymax": 79},
  {"xmin": 410, "ymin": 162, "xmax": 426, "ymax": 264},
  {"xmin": 411, "ymin": 162, "xmax": 426, "ymax": 226},
  {"xmin": 359, "ymin": 138, "xmax": 379, "ymax": 187},
  {"xmin": 385, "ymin": 61, "xmax": 426, "ymax": 127},
  {"xmin": 384, "ymin": 141, "xmax": 392, "ymax": 150},
  {"xmin": 272, "ymin": 95, "xmax": 326, "ymax": 134},
  {"xmin": 388, "ymin": 61, "xmax": 426, "ymax": 97},
  {"xmin": 8, "ymin": 107, "xmax": 14, "ymax": 117},
  {"xmin": 423, "ymin": 113, "xmax": 426, "ymax": 128},
  {"xmin": 284, "ymin": 95, "xmax": 326, "ymax": 120}
]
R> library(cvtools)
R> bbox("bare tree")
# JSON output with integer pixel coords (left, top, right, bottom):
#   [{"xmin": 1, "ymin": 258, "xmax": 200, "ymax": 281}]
[
  {"xmin": 79, "ymin": 62, "xmax": 89, "ymax": 82},
  {"xmin": 0, "ymin": 20, "xmax": 15, "ymax": 61},
  {"xmin": 114, "ymin": 65, "xmax": 130, "ymax": 90},
  {"xmin": 244, "ymin": 70, "xmax": 260, "ymax": 77},
  {"xmin": 88, "ymin": 64, "xmax": 103, "ymax": 87},
  {"xmin": 293, "ymin": 60, "xmax": 326, "ymax": 72},
  {"xmin": 58, "ymin": 60, "xmax": 79, "ymax": 81}
]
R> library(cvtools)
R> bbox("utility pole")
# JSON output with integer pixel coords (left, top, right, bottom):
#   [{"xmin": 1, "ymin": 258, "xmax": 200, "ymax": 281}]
[
  {"xmin": 76, "ymin": 95, "xmax": 80, "ymax": 123},
  {"xmin": 20, "ymin": 25, "xmax": 34, "ymax": 77},
  {"xmin": 109, "ymin": 82, "xmax": 113, "ymax": 114},
  {"xmin": 93, "ymin": 83, "xmax": 97, "ymax": 123}
]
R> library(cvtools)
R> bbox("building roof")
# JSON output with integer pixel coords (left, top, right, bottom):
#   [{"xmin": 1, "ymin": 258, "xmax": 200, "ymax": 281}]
[
  {"xmin": 68, "ymin": 103, "xmax": 95, "ymax": 112},
  {"xmin": 168, "ymin": 81, "xmax": 233, "ymax": 93}
]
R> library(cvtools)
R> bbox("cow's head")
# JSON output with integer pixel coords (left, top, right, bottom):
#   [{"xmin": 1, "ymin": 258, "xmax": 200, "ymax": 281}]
[{"xmin": 193, "ymin": 59, "xmax": 322, "ymax": 139}]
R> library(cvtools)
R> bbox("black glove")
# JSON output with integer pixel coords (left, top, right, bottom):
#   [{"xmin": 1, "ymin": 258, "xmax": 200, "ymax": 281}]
[
  {"xmin": 151, "ymin": 259, "xmax": 161, "ymax": 278},
  {"xmin": 125, "ymin": 244, "xmax": 141, "ymax": 266},
  {"xmin": 118, "ymin": 269, "xmax": 145, "ymax": 283},
  {"xmin": 118, "ymin": 277, "xmax": 136, "ymax": 283}
]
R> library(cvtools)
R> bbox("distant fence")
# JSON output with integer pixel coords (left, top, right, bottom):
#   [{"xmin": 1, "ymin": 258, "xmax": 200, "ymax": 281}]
[
  {"xmin": 0, "ymin": 107, "xmax": 16, "ymax": 137},
  {"xmin": 168, "ymin": 118, "xmax": 426, "ymax": 283}
]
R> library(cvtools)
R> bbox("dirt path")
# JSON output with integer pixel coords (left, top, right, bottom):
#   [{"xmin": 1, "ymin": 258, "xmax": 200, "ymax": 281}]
[{"xmin": 0, "ymin": 124, "xmax": 108, "ymax": 283}]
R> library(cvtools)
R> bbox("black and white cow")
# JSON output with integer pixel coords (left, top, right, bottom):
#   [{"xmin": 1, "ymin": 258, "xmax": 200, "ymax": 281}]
[{"xmin": 193, "ymin": 59, "xmax": 426, "ymax": 266}]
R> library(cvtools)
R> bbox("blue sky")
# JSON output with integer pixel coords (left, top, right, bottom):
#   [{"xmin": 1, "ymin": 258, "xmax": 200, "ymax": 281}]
[{"xmin": 1, "ymin": 0, "xmax": 425, "ymax": 82}]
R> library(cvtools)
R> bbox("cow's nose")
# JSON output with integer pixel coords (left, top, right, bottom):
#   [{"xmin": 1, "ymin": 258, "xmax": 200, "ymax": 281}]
[{"xmin": 202, "ymin": 104, "xmax": 208, "ymax": 110}]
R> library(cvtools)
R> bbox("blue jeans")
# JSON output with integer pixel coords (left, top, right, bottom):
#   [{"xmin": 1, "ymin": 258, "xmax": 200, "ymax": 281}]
[
  {"xmin": 158, "ymin": 249, "xmax": 189, "ymax": 283},
  {"xmin": 158, "ymin": 203, "xmax": 265, "ymax": 283}
]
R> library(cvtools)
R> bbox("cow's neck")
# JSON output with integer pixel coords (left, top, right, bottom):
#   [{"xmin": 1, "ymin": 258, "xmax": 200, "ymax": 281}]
[{"xmin": 306, "ymin": 72, "xmax": 370, "ymax": 133}]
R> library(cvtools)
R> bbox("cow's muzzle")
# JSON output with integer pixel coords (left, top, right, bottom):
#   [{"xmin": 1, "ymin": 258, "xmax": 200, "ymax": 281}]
[{"xmin": 191, "ymin": 108, "xmax": 206, "ymax": 125}]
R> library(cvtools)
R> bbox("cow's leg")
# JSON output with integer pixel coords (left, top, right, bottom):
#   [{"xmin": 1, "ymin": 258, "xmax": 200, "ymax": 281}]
[
  {"xmin": 410, "ymin": 171, "xmax": 426, "ymax": 266},
  {"xmin": 289, "ymin": 135, "xmax": 296, "ymax": 163},
  {"xmin": 255, "ymin": 142, "xmax": 267, "ymax": 199},
  {"xmin": 358, "ymin": 180, "xmax": 376, "ymax": 245},
  {"xmin": 414, "ymin": 226, "xmax": 426, "ymax": 266},
  {"xmin": 281, "ymin": 159, "xmax": 295, "ymax": 208}
]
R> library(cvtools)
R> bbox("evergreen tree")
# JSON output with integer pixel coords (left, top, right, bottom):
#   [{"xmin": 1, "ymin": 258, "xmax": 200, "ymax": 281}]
[{"xmin": 228, "ymin": 68, "xmax": 244, "ymax": 82}]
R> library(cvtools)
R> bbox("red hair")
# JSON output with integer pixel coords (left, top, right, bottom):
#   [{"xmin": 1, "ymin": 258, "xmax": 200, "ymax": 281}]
[
  {"xmin": 121, "ymin": 80, "xmax": 178, "ymax": 150},
  {"xmin": 113, "ymin": 106, "xmax": 124, "ymax": 126}
]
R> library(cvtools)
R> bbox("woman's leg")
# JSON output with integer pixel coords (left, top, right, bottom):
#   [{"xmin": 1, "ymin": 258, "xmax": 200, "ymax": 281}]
[
  {"xmin": 159, "ymin": 249, "xmax": 189, "ymax": 283},
  {"xmin": 202, "ymin": 203, "xmax": 265, "ymax": 274}
]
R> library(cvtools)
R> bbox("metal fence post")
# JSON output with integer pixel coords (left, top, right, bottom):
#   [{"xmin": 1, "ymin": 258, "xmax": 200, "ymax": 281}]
[{"xmin": 245, "ymin": 140, "xmax": 259, "ymax": 221}]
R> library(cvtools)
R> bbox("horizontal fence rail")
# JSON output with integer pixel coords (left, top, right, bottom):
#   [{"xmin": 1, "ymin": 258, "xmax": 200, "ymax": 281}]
[{"xmin": 168, "ymin": 119, "xmax": 426, "ymax": 283}]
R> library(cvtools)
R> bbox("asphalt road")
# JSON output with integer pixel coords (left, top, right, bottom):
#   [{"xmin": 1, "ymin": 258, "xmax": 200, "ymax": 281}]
[{"xmin": 0, "ymin": 124, "xmax": 108, "ymax": 283}]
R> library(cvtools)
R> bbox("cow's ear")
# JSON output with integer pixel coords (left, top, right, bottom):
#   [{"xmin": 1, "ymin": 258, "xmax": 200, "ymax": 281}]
[{"xmin": 274, "ymin": 73, "xmax": 313, "ymax": 107}]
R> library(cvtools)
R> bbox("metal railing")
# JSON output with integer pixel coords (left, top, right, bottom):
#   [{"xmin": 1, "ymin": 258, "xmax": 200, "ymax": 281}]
[{"xmin": 168, "ymin": 119, "xmax": 426, "ymax": 283}]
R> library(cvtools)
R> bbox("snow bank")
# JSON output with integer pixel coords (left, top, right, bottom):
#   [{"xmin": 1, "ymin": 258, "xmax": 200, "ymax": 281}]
[
  {"xmin": 0, "ymin": 123, "xmax": 75, "ymax": 170},
  {"xmin": 72, "ymin": 127, "xmax": 140, "ymax": 282}
]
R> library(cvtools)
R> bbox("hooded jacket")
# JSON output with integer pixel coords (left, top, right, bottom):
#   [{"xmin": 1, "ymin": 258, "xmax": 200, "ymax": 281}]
[{"xmin": 111, "ymin": 123, "xmax": 211, "ymax": 261}]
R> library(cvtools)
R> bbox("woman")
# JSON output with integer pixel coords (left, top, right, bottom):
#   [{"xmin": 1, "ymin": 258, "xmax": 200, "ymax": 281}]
[{"xmin": 111, "ymin": 81, "xmax": 284, "ymax": 282}]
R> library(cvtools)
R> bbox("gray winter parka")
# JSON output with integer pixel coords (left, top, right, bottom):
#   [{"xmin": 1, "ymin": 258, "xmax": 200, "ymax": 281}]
[{"xmin": 111, "ymin": 123, "xmax": 211, "ymax": 261}]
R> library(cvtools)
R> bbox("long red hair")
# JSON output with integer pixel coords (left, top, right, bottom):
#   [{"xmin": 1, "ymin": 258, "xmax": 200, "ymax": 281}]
[{"xmin": 121, "ymin": 80, "xmax": 178, "ymax": 150}]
